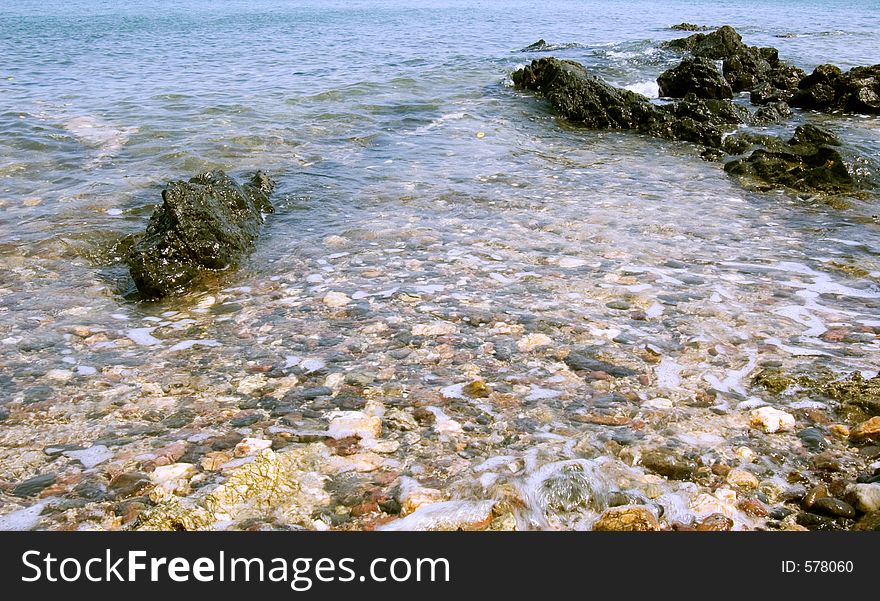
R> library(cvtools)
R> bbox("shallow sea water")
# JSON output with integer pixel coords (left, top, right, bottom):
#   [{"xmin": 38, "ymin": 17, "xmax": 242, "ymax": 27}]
[{"xmin": 0, "ymin": 0, "xmax": 879, "ymax": 530}]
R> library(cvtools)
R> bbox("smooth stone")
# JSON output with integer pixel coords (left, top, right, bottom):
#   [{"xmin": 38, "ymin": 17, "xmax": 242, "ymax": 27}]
[
  {"xmin": 811, "ymin": 497, "xmax": 856, "ymax": 519},
  {"xmin": 12, "ymin": 474, "xmax": 57, "ymax": 498}
]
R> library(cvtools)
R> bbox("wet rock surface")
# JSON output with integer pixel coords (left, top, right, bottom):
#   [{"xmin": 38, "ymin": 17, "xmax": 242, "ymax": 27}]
[
  {"xmin": 126, "ymin": 170, "xmax": 275, "ymax": 298},
  {"xmin": 512, "ymin": 57, "xmax": 744, "ymax": 149},
  {"xmin": 658, "ymin": 57, "xmax": 733, "ymax": 99},
  {"xmin": 791, "ymin": 64, "xmax": 880, "ymax": 114}
]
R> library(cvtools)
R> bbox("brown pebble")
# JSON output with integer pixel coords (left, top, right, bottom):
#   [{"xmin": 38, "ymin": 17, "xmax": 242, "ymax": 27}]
[
  {"xmin": 737, "ymin": 497, "xmax": 769, "ymax": 517},
  {"xmin": 696, "ymin": 513, "xmax": 733, "ymax": 531},
  {"xmin": 803, "ymin": 484, "xmax": 829, "ymax": 509},
  {"xmin": 350, "ymin": 501, "xmax": 379, "ymax": 517}
]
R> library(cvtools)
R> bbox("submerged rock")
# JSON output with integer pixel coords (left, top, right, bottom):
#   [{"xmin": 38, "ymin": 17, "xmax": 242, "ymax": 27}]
[
  {"xmin": 126, "ymin": 170, "xmax": 274, "ymax": 298},
  {"xmin": 791, "ymin": 64, "xmax": 880, "ymax": 113},
  {"xmin": 724, "ymin": 124, "xmax": 859, "ymax": 193},
  {"xmin": 521, "ymin": 39, "xmax": 549, "ymax": 52}
]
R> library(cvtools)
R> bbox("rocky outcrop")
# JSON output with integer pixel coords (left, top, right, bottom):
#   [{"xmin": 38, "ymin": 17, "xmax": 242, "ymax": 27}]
[
  {"xmin": 126, "ymin": 170, "xmax": 274, "ymax": 298},
  {"xmin": 512, "ymin": 57, "xmax": 744, "ymax": 148},
  {"xmin": 521, "ymin": 39, "xmax": 549, "ymax": 52},
  {"xmin": 664, "ymin": 25, "xmax": 805, "ymax": 98},
  {"xmin": 657, "ymin": 56, "xmax": 733, "ymax": 99},
  {"xmin": 723, "ymin": 125, "xmax": 857, "ymax": 193},
  {"xmin": 791, "ymin": 64, "xmax": 880, "ymax": 113},
  {"xmin": 670, "ymin": 23, "xmax": 712, "ymax": 32}
]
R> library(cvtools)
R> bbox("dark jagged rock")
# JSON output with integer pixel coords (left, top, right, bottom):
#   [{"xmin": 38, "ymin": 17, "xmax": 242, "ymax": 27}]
[
  {"xmin": 521, "ymin": 39, "xmax": 548, "ymax": 52},
  {"xmin": 665, "ymin": 25, "xmax": 805, "ymax": 96},
  {"xmin": 724, "ymin": 125, "xmax": 856, "ymax": 193},
  {"xmin": 753, "ymin": 101, "xmax": 792, "ymax": 124},
  {"xmin": 670, "ymin": 23, "xmax": 712, "ymax": 32},
  {"xmin": 657, "ymin": 56, "xmax": 733, "ymax": 99},
  {"xmin": 512, "ymin": 58, "xmax": 667, "ymax": 129},
  {"xmin": 511, "ymin": 57, "xmax": 744, "ymax": 148},
  {"xmin": 126, "ymin": 170, "xmax": 275, "ymax": 298},
  {"xmin": 791, "ymin": 64, "xmax": 880, "ymax": 113},
  {"xmin": 664, "ymin": 25, "xmax": 744, "ymax": 59}
]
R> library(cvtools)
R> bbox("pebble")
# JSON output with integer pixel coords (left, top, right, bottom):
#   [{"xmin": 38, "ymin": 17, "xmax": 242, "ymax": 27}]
[
  {"xmin": 726, "ymin": 468, "xmax": 759, "ymax": 489},
  {"xmin": 323, "ymin": 291, "xmax": 351, "ymax": 307},
  {"xmin": 606, "ymin": 300, "xmax": 631, "ymax": 310},
  {"xmin": 236, "ymin": 374, "xmax": 267, "ymax": 395},
  {"xmin": 109, "ymin": 472, "xmax": 151, "ymax": 499},
  {"xmin": 234, "ymin": 437, "xmax": 273, "ymax": 457},
  {"xmin": 517, "ymin": 333, "xmax": 553, "ymax": 351},
  {"xmin": 149, "ymin": 462, "xmax": 197, "ymax": 502},
  {"xmin": 12, "ymin": 473, "xmax": 57, "ymax": 498},
  {"xmin": 592, "ymin": 505, "xmax": 660, "ymax": 531},
  {"xmin": 845, "ymin": 483, "xmax": 880, "ymax": 513},
  {"xmin": 749, "ymin": 407, "xmax": 796, "ymax": 433},
  {"xmin": 45, "ymin": 369, "xmax": 74, "ymax": 382},
  {"xmin": 640, "ymin": 449, "xmax": 697, "ymax": 481},
  {"xmin": 399, "ymin": 477, "xmax": 445, "ymax": 515},
  {"xmin": 412, "ymin": 322, "xmax": 457, "ymax": 336},
  {"xmin": 850, "ymin": 417, "xmax": 880, "ymax": 443},
  {"xmin": 64, "ymin": 445, "xmax": 113, "ymax": 469},
  {"xmin": 695, "ymin": 513, "xmax": 733, "ymax": 531},
  {"xmin": 811, "ymin": 497, "xmax": 856, "ymax": 519},
  {"xmin": 327, "ymin": 411, "xmax": 382, "ymax": 439}
]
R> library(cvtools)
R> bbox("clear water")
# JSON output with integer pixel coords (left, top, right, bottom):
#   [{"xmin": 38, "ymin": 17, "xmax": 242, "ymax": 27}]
[{"xmin": 0, "ymin": 0, "xmax": 879, "ymax": 530}]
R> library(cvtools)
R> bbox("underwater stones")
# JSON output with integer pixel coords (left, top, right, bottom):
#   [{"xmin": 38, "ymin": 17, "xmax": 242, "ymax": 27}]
[
  {"xmin": 564, "ymin": 351, "xmax": 636, "ymax": 378},
  {"xmin": 108, "ymin": 472, "xmax": 151, "ymax": 500},
  {"xmin": 412, "ymin": 321, "xmax": 457, "ymax": 336},
  {"xmin": 138, "ymin": 446, "xmax": 330, "ymax": 531},
  {"xmin": 126, "ymin": 170, "xmax": 274, "ymax": 298},
  {"xmin": 791, "ymin": 64, "xmax": 880, "ymax": 113},
  {"xmin": 726, "ymin": 468, "xmax": 760, "ymax": 489},
  {"xmin": 327, "ymin": 410, "xmax": 382, "ymax": 440},
  {"xmin": 234, "ymin": 437, "xmax": 272, "ymax": 457},
  {"xmin": 149, "ymin": 462, "xmax": 197, "ymax": 502},
  {"xmin": 322, "ymin": 291, "xmax": 351, "ymax": 308},
  {"xmin": 517, "ymin": 333, "xmax": 553, "ymax": 351},
  {"xmin": 850, "ymin": 417, "xmax": 880, "ymax": 443},
  {"xmin": 657, "ymin": 57, "xmax": 733, "ymax": 99},
  {"xmin": 810, "ymin": 497, "xmax": 856, "ymax": 519},
  {"xmin": 12, "ymin": 473, "xmax": 57, "ymax": 498},
  {"xmin": 639, "ymin": 449, "xmax": 698, "ymax": 481},
  {"xmin": 592, "ymin": 505, "xmax": 660, "ymax": 531},
  {"xmin": 398, "ymin": 477, "xmax": 445, "ymax": 515},
  {"xmin": 750, "ymin": 407, "xmax": 796, "ymax": 433}
]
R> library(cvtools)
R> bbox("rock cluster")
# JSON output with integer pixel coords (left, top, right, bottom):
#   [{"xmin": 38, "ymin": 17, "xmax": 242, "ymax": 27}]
[{"xmin": 512, "ymin": 25, "xmax": 878, "ymax": 195}]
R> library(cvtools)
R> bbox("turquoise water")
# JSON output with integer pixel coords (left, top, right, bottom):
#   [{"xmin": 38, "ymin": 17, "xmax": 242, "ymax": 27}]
[{"xmin": 1, "ymin": 1, "xmax": 879, "ymax": 530}]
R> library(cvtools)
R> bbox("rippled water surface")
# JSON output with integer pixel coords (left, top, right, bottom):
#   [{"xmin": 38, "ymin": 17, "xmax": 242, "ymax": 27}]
[{"xmin": 1, "ymin": 0, "xmax": 879, "ymax": 531}]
